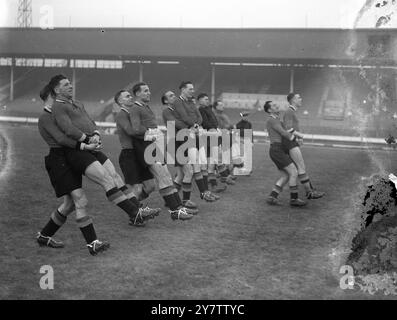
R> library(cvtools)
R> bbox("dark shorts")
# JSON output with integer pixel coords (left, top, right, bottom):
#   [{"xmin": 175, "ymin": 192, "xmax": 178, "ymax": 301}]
[
  {"xmin": 119, "ymin": 149, "xmax": 153, "ymax": 185},
  {"xmin": 282, "ymin": 138, "xmax": 300, "ymax": 153},
  {"xmin": 63, "ymin": 149, "xmax": 108, "ymax": 175},
  {"xmin": 269, "ymin": 143, "xmax": 293, "ymax": 170},
  {"xmin": 132, "ymin": 138, "xmax": 155, "ymax": 169},
  {"xmin": 44, "ymin": 148, "xmax": 82, "ymax": 198}
]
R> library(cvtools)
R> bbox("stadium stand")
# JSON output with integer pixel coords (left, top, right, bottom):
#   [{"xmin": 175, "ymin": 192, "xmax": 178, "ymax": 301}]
[{"xmin": 1, "ymin": 28, "xmax": 396, "ymax": 137}]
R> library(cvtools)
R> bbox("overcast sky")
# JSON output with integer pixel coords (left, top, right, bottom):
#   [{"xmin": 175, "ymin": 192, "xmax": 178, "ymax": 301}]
[{"xmin": 0, "ymin": 0, "xmax": 394, "ymax": 28}]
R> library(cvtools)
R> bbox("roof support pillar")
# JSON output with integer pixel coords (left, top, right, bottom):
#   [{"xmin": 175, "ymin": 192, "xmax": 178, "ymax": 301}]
[
  {"xmin": 72, "ymin": 66, "xmax": 76, "ymax": 100},
  {"xmin": 289, "ymin": 67, "xmax": 294, "ymax": 93},
  {"xmin": 211, "ymin": 63, "xmax": 216, "ymax": 102},
  {"xmin": 139, "ymin": 62, "xmax": 144, "ymax": 82},
  {"xmin": 10, "ymin": 59, "xmax": 14, "ymax": 101}
]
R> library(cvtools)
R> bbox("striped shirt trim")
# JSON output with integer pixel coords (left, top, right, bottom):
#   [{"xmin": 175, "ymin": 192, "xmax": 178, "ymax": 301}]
[
  {"xmin": 134, "ymin": 101, "xmax": 145, "ymax": 107},
  {"xmin": 44, "ymin": 105, "xmax": 52, "ymax": 114}
]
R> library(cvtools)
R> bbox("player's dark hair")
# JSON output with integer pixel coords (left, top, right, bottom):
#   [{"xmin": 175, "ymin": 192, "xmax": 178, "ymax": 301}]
[
  {"xmin": 179, "ymin": 81, "xmax": 193, "ymax": 90},
  {"xmin": 47, "ymin": 74, "xmax": 67, "ymax": 96},
  {"xmin": 264, "ymin": 101, "xmax": 272, "ymax": 113},
  {"xmin": 161, "ymin": 93, "xmax": 168, "ymax": 105},
  {"xmin": 213, "ymin": 100, "xmax": 222, "ymax": 109},
  {"xmin": 39, "ymin": 84, "xmax": 53, "ymax": 102},
  {"xmin": 287, "ymin": 93, "xmax": 297, "ymax": 103},
  {"xmin": 132, "ymin": 82, "xmax": 148, "ymax": 96},
  {"xmin": 114, "ymin": 90, "xmax": 128, "ymax": 105},
  {"xmin": 197, "ymin": 93, "xmax": 208, "ymax": 101}
]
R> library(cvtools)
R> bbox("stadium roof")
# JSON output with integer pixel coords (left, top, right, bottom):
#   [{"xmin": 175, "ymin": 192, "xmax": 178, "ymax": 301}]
[{"xmin": 1, "ymin": 28, "xmax": 396, "ymax": 64}]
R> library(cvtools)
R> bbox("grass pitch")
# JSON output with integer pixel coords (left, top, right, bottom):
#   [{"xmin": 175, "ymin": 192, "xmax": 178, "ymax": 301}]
[{"xmin": 1, "ymin": 126, "xmax": 397, "ymax": 299}]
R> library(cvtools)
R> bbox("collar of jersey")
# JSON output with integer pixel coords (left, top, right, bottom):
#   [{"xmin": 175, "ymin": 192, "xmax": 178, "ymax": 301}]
[
  {"xmin": 289, "ymin": 105, "xmax": 297, "ymax": 111},
  {"xmin": 134, "ymin": 101, "xmax": 146, "ymax": 107},
  {"xmin": 55, "ymin": 98, "xmax": 73, "ymax": 104},
  {"xmin": 180, "ymin": 95, "xmax": 194, "ymax": 102},
  {"xmin": 121, "ymin": 107, "xmax": 130, "ymax": 114},
  {"xmin": 44, "ymin": 105, "xmax": 52, "ymax": 113},
  {"xmin": 167, "ymin": 106, "xmax": 175, "ymax": 111}
]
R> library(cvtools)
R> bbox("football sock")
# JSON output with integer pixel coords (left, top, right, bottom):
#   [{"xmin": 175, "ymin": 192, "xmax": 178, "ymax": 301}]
[
  {"xmin": 193, "ymin": 172, "xmax": 207, "ymax": 193},
  {"xmin": 182, "ymin": 182, "xmax": 192, "ymax": 201},
  {"xmin": 298, "ymin": 173, "xmax": 312, "ymax": 193},
  {"xmin": 77, "ymin": 216, "xmax": 97, "ymax": 244},
  {"xmin": 290, "ymin": 185, "xmax": 299, "ymax": 200},
  {"xmin": 41, "ymin": 210, "xmax": 67, "ymax": 237},
  {"xmin": 119, "ymin": 185, "xmax": 141, "ymax": 207},
  {"xmin": 106, "ymin": 187, "xmax": 139, "ymax": 219},
  {"xmin": 270, "ymin": 185, "xmax": 283, "ymax": 199}
]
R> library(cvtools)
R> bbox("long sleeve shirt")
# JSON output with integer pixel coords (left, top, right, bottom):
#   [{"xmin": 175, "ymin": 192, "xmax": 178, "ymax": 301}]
[
  {"xmin": 266, "ymin": 115, "xmax": 294, "ymax": 144},
  {"xmin": 173, "ymin": 96, "xmax": 202, "ymax": 128},
  {"xmin": 214, "ymin": 110, "xmax": 233, "ymax": 130},
  {"xmin": 281, "ymin": 105, "xmax": 300, "ymax": 132},
  {"xmin": 51, "ymin": 98, "xmax": 97, "ymax": 141},
  {"xmin": 129, "ymin": 101, "xmax": 158, "ymax": 139},
  {"xmin": 38, "ymin": 106, "xmax": 78, "ymax": 149},
  {"xmin": 162, "ymin": 106, "xmax": 189, "ymax": 131},
  {"xmin": 199, "ymin": 105, "xmax": 218, "ymax": 130},
  {"xmin": 115, "ymin": 107, "xmax": 134, "ymax": 149}
]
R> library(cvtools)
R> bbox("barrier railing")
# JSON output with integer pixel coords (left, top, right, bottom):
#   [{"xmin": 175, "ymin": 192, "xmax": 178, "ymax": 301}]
[{"xmin": 0, "ymin": 115, "xmax": 388, "ymax": 145}]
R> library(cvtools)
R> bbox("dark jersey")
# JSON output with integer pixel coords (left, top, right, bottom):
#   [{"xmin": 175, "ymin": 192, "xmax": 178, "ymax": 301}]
[
  {"xmin": 51, "ymin": 98, "xmax": 98, "ymax": 141},
  {"xmin": 129, "ymin": 101, "xmax": 158, "ymax": 139},
  {"xmin": 115, "ymin": 107, "xmax": 134, "ymax": 149},
  {"xmin": 199, "ymin": 105, "xmax": 218, "ymax": 130},
  {"xmin": 38, "ymin": 106, "xmax": 78, "ymax": 149},
  {"xmin": 173, "ymin": 96, "xmax": 202, "ymax": 128},
  {"xmin": 266, "ymin": 116, "xmax": 294, "ymax": 144}
]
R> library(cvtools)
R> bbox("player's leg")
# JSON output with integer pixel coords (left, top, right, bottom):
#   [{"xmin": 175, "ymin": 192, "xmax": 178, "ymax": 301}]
[
  {"xmin": 189, "ymin": 147, "xmax": 216, "ymax": 202},
  {"xmin": 173, "ymin": 166, "xmax": 184, "ymax": 191},
  {"xmin": 181, "ymin": 164, "xmax": 193, "ymax": 203},
  {"xmin": 284, "ymin": 163, "xmax": 307, "ymax": 207},
  {"xmin": 37, "ymin": 195, "xmax": 75, "ymax": 248},
  {"xmin": 83, "ymin": 161, "xmax": 145, "ymax": 224},
  {"xmin": 38, "ymin": 150, "xmax": 79, "ymax": 249},
  {"xmin": 149, "ymin": 163, "xmax": 195, "ymax": 219},
  {"xmin": 102, "ymin": 158, "xmax": 142, "ymax": 207},
  {"xmin": 266, "ymin": 170, "xmax": 289, "ymax": 205},
  {"xmin": 289, "ymin": 146, "xmax": 324, "ymax": 199},
  {"xmin": 208, "ymin": 163, "xmax": 227, "ymax": 193},
  {"xmin": 115, "ymin": 149, "xmax": 159, "ymax": 225},
  {"xmin": 141, "ymin": 179, "xmax": 156, "ymax": 199},
  {"xmin": 180, "ymin": 164, "xmax": 198, "ymax": 209},
  {"xmin": 70, "ymin": 188, "xmax": 110, "ymax": 255}
]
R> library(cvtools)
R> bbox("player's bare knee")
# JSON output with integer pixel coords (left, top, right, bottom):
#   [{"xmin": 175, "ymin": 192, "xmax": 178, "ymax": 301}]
[{"xmin": 71, "ymin": 190, "xmax": 88, "ymax": 210}]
